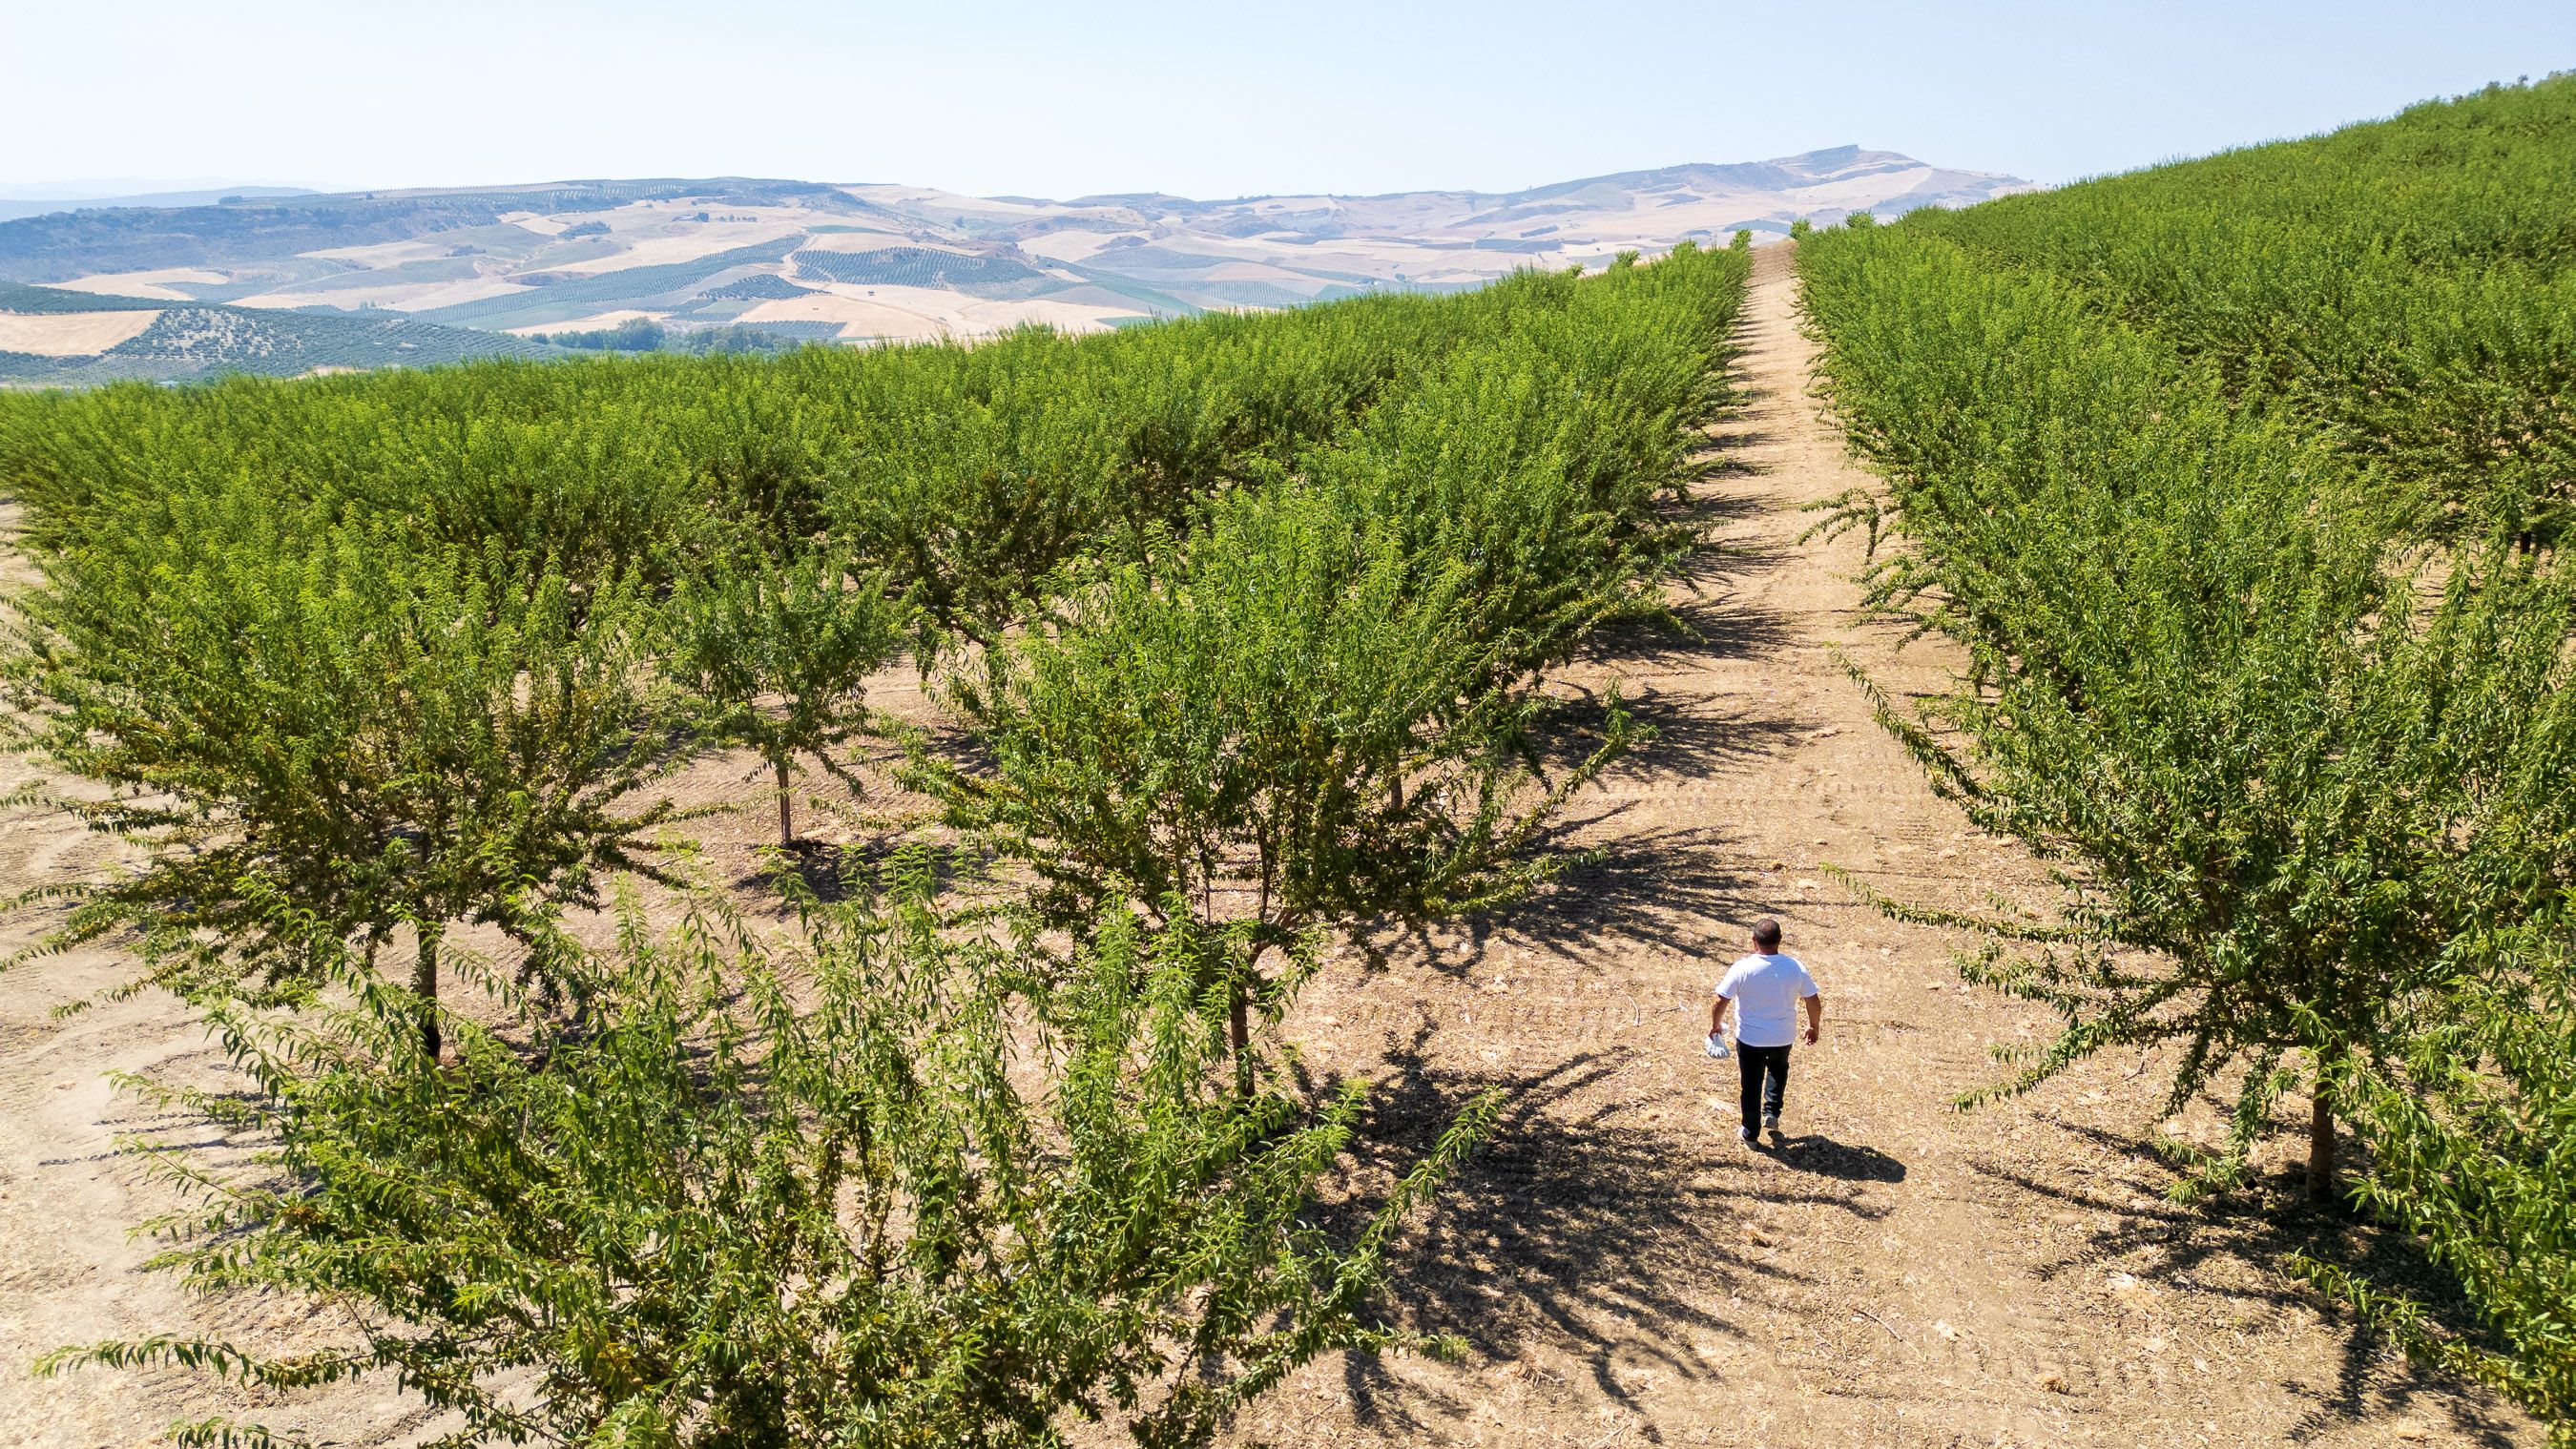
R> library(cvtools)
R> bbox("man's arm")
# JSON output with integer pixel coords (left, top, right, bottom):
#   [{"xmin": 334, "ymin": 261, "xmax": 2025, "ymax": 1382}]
[
  {"xmin": 1711, "ymin": 992, "xmax": 1731, "ymax": 1037},
  {"xmin": 1801, "ymin": 992, "xmax": 1823, "ymax": 1045}
]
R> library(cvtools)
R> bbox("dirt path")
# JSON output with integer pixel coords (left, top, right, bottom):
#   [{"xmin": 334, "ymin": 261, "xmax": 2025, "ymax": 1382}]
[
  {"xmin": 0, "ymin": 253, "xmax": 2539, "ymax": 1447},
  {"xmin": 1245, "ymin": 248, "xmax": 2540, "ymax": 1449}
]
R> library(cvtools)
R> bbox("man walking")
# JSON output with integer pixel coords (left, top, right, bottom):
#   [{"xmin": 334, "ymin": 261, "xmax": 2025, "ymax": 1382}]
[{"xmin": 1711, "ymin": 918, "xmax": 1822, "ymax": 1147}]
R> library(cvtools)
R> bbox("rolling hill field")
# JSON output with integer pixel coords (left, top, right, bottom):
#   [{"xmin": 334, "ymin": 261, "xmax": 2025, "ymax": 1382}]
[
  {"xmin": 0, "ymin": 280, "xmax": 566, "ymax": 383},
  {"xmin": 0, "ymin": 149, "xmax": 2027, "ymax": 383}
]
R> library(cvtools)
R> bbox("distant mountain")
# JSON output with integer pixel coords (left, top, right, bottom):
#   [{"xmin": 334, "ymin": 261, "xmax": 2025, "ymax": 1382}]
[
  {"xmin": 1456, "ymin": 147, "xmax": 2034, "ymax": 231},
  {"xmin": 0, "ymin": 186, "xmax": 317, "ymax": 226},
  {"xmin": 0, "ymin": 150, "xmax": 2033, "ymax": 384}
]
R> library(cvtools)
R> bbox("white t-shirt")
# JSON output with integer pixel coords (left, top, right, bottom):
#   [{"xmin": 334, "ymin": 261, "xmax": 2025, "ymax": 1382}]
[{"xmin": 1714, "ymin": 952, "xmax": 1819, "ymax": 1048}]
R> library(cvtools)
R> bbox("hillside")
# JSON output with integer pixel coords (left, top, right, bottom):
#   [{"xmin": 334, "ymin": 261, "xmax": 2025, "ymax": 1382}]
[
  {"xmin": 0, "ymin": 149, "xmax": 2028, "ymax": 383},
  {"xmin": 0, "ymin": 186, "xmax": 317, "ymax": 226},
  {"xmin": 0, "ymin": 281, "xmax": 563, "ymax": 384}
]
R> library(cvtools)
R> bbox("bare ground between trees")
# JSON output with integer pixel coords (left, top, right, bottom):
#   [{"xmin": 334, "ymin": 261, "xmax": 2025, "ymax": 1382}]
[{"xmin": 0, "ymin": 246, "xmax": 2543, "ymax": 1447}]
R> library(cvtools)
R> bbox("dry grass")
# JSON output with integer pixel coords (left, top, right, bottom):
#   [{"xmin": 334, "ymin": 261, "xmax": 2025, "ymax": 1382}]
[
  {"xmin": 0, "ymin": 309, "xmax": 160, "ymax": 356},
  {"xmin": 42, "ymin": 269, "xmax": 223, "ymax": 300},
  {"xmin": 740, "ymin": 283, "xmax": 1139, "ymax": 341},
  {"xmin": 498, "ymin": 308, "xmax": 664, "ymax": 337}
]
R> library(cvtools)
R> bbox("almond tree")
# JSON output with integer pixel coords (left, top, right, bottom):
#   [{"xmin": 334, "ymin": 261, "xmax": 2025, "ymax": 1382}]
[
  {"xmin": 665, "ymin": 541, "xmax": 905, "ymax": 848},
  {"xmin": 5, "ymin": 502, "xmax": 688, "ymax": 1055},
  {"xmin": 2295, "ymin": 922, "xmax": 2576, "ymax": 1442},
  {"xmin": 927, "ymin": 483, "xmax": 1635, "ymax": 1073},
  {"xmin": 1803, "ymin": 225, "xmax": 2576, "ymax": 1195},
  {"xmin": 38, "ymin": 859, "xmax": 1498, "ymax": 1449}
]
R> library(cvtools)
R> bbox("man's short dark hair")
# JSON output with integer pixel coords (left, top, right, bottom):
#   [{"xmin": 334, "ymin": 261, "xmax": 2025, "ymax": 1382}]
[{"xmin": 1752, "ymin": 918, "xmax": 1782, "ymax": 950}]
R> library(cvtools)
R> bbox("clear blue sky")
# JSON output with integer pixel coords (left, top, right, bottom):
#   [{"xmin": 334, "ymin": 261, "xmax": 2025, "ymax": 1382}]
[{"xmin": 6, "ymin": 0, "xmax": 2570, "ymax": 199}]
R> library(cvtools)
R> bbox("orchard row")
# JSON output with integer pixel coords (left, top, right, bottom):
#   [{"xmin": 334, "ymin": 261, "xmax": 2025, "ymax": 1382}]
[
  {"xmin": 1798, "ymin": 77, "xmax": 2576, "ymax": 1438},
  {"xmin": 0, "ymin": 240, "xmax": 1755, "ymax": 1445}
]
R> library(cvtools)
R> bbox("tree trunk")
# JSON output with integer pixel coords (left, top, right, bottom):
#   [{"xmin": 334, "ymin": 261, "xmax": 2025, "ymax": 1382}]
[
  {"xmin": 2305, "ymin": 1085, "xmax": 2336, "ymax": 1200},
  {"xmin": 1226, "ymin": 934, "xmax": 1281, "ymax": 1098},
  {"xmin": 413, "ymin": 926, "xmax": 442, "ymax": 1063},
  {"xmin": 776, "ymin": 756, "xmax": 795, "ymax": 849},
  {"xmin": 1229, "ymin": 985, "xmax": 1252, "ymax": 1098}
]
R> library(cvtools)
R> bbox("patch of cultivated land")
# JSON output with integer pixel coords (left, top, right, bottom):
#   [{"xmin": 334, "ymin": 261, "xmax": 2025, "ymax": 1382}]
[
  {"xmin": 229, "ymin": 276, "xmax": 534, "ymax": 313},
  {"xmin": 500, "ymin": 307, "xmax": 663, "ymax": 336},
  {"xmin": 739, "ymin": 283, "xmax": 1141, "ymax": 340},
  {"xmin": 0, "ymin": 310, "xmax": 161, "ymax": 355},
  {"xmin": 38, "ymin": 268, "xmax": 226, "ymax": 300},
  {"xmin": 0, "ymin": 250, "xmax": 2540, "ymax": 1447}
]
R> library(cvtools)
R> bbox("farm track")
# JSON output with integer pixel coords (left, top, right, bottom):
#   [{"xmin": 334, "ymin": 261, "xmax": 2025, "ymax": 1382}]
[
  {"xmin": 0, "ymin": 248, "xmax": 2542, "ymax": 1447},
  {"xmin": 1234, "ymin": 247, "xmax": 2542, "ymax": 1449}
]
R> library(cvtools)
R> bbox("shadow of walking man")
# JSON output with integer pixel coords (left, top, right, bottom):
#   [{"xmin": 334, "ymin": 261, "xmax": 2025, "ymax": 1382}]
[{"xmin": 1761, "ymin": 1134, "xmax": 1906, "ymax": 1183}]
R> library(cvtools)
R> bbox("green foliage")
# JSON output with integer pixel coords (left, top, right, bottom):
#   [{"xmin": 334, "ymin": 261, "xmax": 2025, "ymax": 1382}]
[
  {"xmin": 1803, "ymin": 224, "xmax": 2576, "ymax": 1144},
  {"xmin": 0, "ymin": 251, "xmax": 1746, "ymax": 1438},
  {"xmin": 1900, "ymin": 72, "xmax": 2576, "ymax": 543},
  {"xmin": 0, "ymin": 259, "xmax": 1742, "ymax": 1006},
  {"xmin": 1788, "ymin": 218, "xmax": 1812, "ymax": 239},
  {"xmin": 924, "ymin": 245, "xmax": 1750, "ymax": 1049},
  {"xmin": 665, "ymin": 542, "xmax": 906, "ymax": 845},
  {"xmin": 533, "ymin": 316, "xmax": 673, "ymax": 351},
  {"xmin": 35, "ymin": 862, "xmax": 1500, "ymax": 1449},
  {"xmin": 0, "ymin": 280, "xmax": 166, "ymax": 313},
  {"xmin": 2, "ymin": 267, "xmax": 1634, "ymax": 649},
  {"xmin": 531, "ymin": 319, "xmax": 820, "ymax": 355},
  {"xmin": 808, "ymin": 278, "xmax": 1588, "ymax": 645},
  {"xmin": 930, "ymin": 481, "xmax": 1630, "ymax": 995},
  {"xmin": 2293, "ymin": 925, "xmax": 2576, "ymax": 1443},
  {"xmin": 1797, "ymin": 81, "xmax": 2576, "ymax": 1437},
  {"xmin": 2, "ymin": 507, "xmax": 687, "ymax": 1023},
  {"xmin": 663, "ymin": 323, "xmax": 818, "ymax": 355},
  {"xmin": 699, "ymin": 272, "xmax": 809, "ymax": 301},
  {"xmin": 1731, "ymin": 229, "xmax": 1753, "ymax": 250}
]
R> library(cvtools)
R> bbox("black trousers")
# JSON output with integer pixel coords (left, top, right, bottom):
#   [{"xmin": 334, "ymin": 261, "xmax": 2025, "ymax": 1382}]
[{"xmin": 1737, "ymin": 1044, "xmax": 1791, "ymax": 1133}]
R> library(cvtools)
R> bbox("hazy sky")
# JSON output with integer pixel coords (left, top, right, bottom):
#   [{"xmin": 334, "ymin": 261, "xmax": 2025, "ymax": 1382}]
[{"xmin": 6, "ymin": 0, "xmax": 2570, "ymax": 199}]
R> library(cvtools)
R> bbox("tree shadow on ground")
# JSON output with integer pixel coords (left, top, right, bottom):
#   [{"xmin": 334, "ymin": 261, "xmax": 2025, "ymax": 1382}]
[
  {"xmin": 1664, "ymin": 444, "xmax": 1771, "ymax": 516},
  {"xmin": 1581, "ymin": 585, "xmax": 1801, "ymax": 673},
  {"xmin": 1533, "ymin": 677, "xmax": 1808, "ymax": 780},
  {"xmin": 1584, "ymin": 428, "xmax": 1802, "ymax": 668},
  {"xmin": 736, "ymin": 838, "xmax": 867, "ymax": 902},
  {"xmin": 1973, "ymin": 1116, "xmax": 2532, "ymax": 1448},
  {"xmin": 729, "ymin": 833, "xmax": 990, "ymax": 906},
  {"xmin": 1318, "ymin": 1032, "xmax": 1893, "ymax": 1435},
  {"xmin": 1379, "ymin": 810, "xmax": 1774, "ymax": 981}
]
